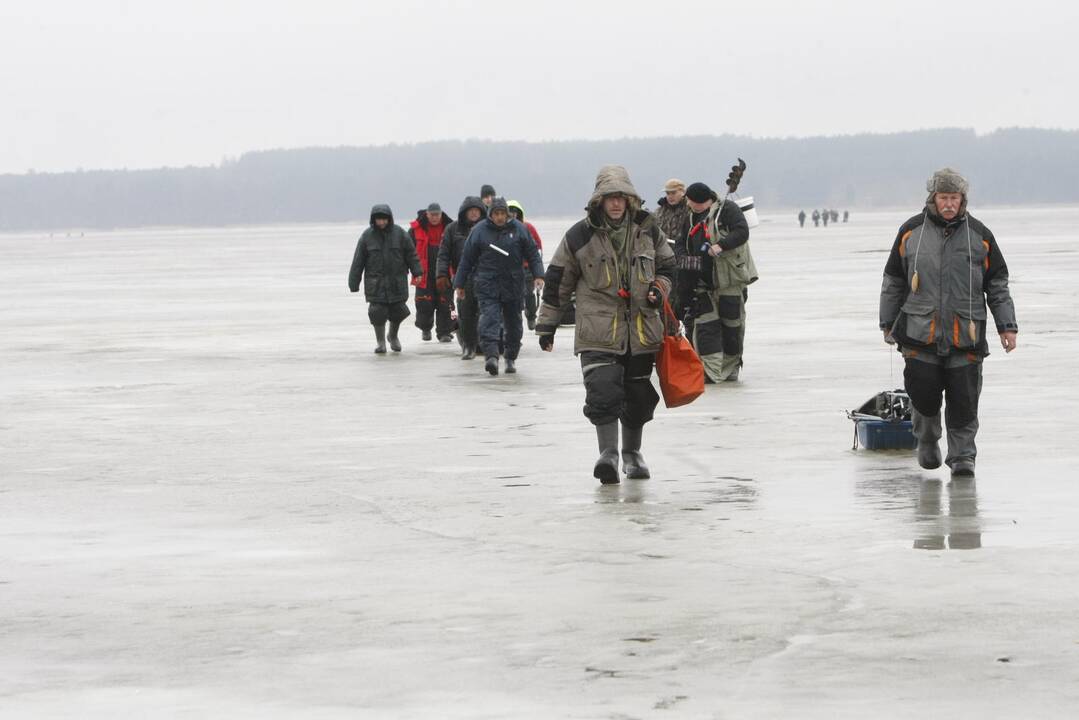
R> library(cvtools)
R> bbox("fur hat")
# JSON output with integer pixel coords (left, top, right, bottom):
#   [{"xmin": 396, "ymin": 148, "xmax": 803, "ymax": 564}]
[
  {"xmin": 480, "ymin": 184, "xmax": 496, "ymax": 198},
  {"xmin": 488, "ymin": 197, "xmax": 509, "ymax": 214},
  {"xmin": 926, "ymin": 167, "xmax": 969, "ymax": 195}
]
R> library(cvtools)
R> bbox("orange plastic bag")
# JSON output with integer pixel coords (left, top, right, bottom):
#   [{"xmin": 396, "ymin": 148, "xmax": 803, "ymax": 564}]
[{"xmin": 655, "ymin": 297, "xmax": 705, "ymax": 408}]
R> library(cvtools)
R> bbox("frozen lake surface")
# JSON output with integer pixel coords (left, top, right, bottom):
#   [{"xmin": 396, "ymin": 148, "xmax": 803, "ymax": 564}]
[{"xmin": 2, "ymin": 207, "xmax": 1078, "ymax": 718}]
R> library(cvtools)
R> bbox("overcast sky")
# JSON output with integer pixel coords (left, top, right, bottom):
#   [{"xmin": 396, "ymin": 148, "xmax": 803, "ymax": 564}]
[{"xmin": 2, "ymin": 0, "xmax": 1076, "ymax": 175}]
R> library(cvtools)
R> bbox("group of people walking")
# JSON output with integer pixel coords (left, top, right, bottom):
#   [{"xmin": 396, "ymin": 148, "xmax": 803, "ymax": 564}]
[
  {"xmin": 349, "ymin": 165, "xmax": 1017, "ymax": 485},
  {"xmin": 798, "ymin": 208, "xmax": 848, "ymax": 227},
  {"xmin": 348, "ymin": 186, "xmax": 544, "ymax": 373}
]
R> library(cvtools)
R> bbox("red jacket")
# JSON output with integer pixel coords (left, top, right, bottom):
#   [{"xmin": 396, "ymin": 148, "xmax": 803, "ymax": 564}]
[
  {"xmin": 522, "ymin": 221, "xmax": 542, "ymax": 269},
  {"xmin": 408, "ymin": 217, "xmax": 446, "ymax": 286}
]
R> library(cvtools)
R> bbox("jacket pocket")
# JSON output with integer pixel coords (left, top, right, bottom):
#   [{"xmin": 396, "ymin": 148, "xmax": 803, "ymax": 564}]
[
  {"xmin": 634, "ymin": 254, "xmax": 656, "ymax": 284},
  {"xmin": 577, "ymin": 311, "xmax": 618, "ymax": 347},
  {"xmin": 635, "ymin": 305, "xmax": 664, "ymax": 348},
  {"xmin": 951, "ymin": 304, "xmax": 987, "ymax": 350},
  {"xmin": 582, "ymin": 256, "xmax": 613, "ymax": 290},
  {"xmin": 898, "ymin": 301, "xmax": 938, "ymax": 346}
]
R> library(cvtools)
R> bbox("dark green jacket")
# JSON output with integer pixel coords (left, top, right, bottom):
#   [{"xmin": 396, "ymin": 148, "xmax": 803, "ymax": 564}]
[{"xmin": 348, "ymin": 204, "xmax": 423, "ymax": 303}]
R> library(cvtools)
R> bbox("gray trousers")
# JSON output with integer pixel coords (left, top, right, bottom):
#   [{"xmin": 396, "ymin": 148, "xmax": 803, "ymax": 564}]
[
  {"xmin": 904, "ymin": 352, "xmax": 983, "ymax": 468},
  {"xmin": 689, "ymin": 286, "xmax": 746, "ymax": 381}
]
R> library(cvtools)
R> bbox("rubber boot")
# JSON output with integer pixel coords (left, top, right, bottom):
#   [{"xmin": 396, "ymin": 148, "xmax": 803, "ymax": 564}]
[
  {"xmin": 504, "ymin": 358, "xmax": 516, "ymax": 374},
  {"xmin": 593, "ymin": 421, "xmax": 620, "ymax": 484},
  {"xmin": 387, "ymin": 321, "xmax": 402, "ymax": 352},
  {"xmin": 951, "ymin": 459, "xmax": 976, "ymax": 477},
  {"xmin": 485, "ymin": 356, "xmax": 499, "ymax": 376},
  {"xmin": 620, "ymin": 424, "xmax": 650, "ymax": 479},
  {"xmin": 373, "ymin": 324, "xmax": 387, "ymax": 354},
  {"xmin": 914, "ymin": 411, "xmax": 943, "ymax": 470}
]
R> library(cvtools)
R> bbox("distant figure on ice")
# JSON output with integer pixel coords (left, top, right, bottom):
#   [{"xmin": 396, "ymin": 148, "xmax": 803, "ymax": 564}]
[
  {"xmin": 408, "ymin": 202, "xmax": 454, "ymax": 343},
  {"xmin": 798, "ymin": 209, "xmax": 806, "ymax": 227},
  {"xmin": 348, "ymin": 204, "xmax": 423, "ymax": 354},
  {"xmin": 812, "ymin": 209, "xmax": 820, "ymax": 227},
  {"xmin": 507, "ymin": 200, "xmax": 544, "ymax": 330},
  {"xmin": 454, "ymin": 198, "xmax": 544, "ymax": 376},
  {"xmin": 436, "ymin": 196, "xmax": 487, "ymax": 360},
  {"xmin": 822, "ymin": 209, "xmax": 829, "ymax": 227},
  {"xmin": 843, "ymin": 210, "xmax": 849, "ymax": 223},
  {"xmin": 880, "ymin": 168, "xmax": 1018, "ymax": 477},
  {"xmin": 535, "ymin": 165, "xmax": 674, "ymax": 484},
  {"xmin": 480, "ymin": 185, "xmax": 496, "ymax": 209},
  {"xmin": 682, "ymin": 182, "xmax": 756, "ymax": 383},
  {"xmin": 830, "ymin": 209, "xmax": 839, "ymax": 223}
]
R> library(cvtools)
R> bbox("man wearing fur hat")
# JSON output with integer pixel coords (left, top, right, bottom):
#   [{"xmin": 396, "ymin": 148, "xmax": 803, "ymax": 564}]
[
  {"xmin": 678, "ymin": 181, "xmax": 755, "ymax": 383},
  {"xmin": 535, "ymin": 166, "xmax": 675, "ymax": 484},
  {"xmin": 880, "ymin": 168, "xmax": 1018, "ymax": 477}
]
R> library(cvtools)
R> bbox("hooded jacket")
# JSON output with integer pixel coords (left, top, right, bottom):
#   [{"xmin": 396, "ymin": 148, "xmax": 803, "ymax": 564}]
[
  {"xmin": 535, "ymin": 165, "xmax": 676, "ymax": 355},
  {"xmin": 408, "ymin": 210, "xmax": 447, "ymax": 288},
  {"xmin": 453, "ymin": 199, "xmax": 544, "ymax": 302},
  {"xmin": 508, "ymin": 199, "xmax": 544, "ymax": 278},
  {"xmin": 880, "ymin": 202, "xmax": 1018, "ymax": 357},
  {"xmin": 436, "ymin": 196, "xmax": 487, "ymax": 281},
  {"xmin": 348, "ymin": 204, "xmax": 423, "ymax": 303}
]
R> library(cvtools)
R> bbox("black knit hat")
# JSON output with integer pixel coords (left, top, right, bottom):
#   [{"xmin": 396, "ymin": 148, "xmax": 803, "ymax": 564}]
[
  {"xmin": 685, "ymin": 182, "xmax": 717, "ymax": 203},
  {"xmin": 480, "ymin": 184, "xmax": 496, "ymax": 198}
]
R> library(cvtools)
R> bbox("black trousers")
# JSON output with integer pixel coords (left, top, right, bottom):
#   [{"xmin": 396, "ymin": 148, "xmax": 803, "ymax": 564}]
[
  {"xmin": 903, "ymin": 357, "xmax": 982, "ymax": 429},
  {"xmin": 368, "ymin": 301, "xmax": 409, "ymax": 325},
  {"xmin": 579, "ymin": 350, "xmax": 660, "ymax": 428},
  {"xmin": 415, "ymin": 285, "xmax": 454, "ymax": 336}
]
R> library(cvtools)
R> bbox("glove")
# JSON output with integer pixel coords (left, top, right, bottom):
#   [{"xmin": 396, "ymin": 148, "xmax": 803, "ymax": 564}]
[
  {"xmin": 646, "ymin": 282, "xmax": 663, "ymax": 308},
  {"xmin": 436, "ymin": 276, "xmax": 451, "ymax": 292},
  {"xmin": 538, "ymin": 333, "xmax": 554, "ymax": 351}
]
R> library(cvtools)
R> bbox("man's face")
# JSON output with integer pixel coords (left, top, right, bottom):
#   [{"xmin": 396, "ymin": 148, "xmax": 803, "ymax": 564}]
[
  {"xmin": 509, "ymin": 209, "xmax": 523, "ymax": 222},
  {"xmin": 934, "ymin": 192, "xmax": 963, "ymax": 220},
  {"xmin": 687, "ymin": 198, "xmax": 713, "ymax": 214},
  {"xmin": 426, "ymin": 210, "xmax": 443, "ymax": 225},
  {"xmin": 603, "ymin": 194, "xmax": 627, "ymax": 221},
  {"xmin": 490, "ymin": 208, "xmax": 509, "ymax": 227},
  {"xmin": 465, "ymin": 208, "xmax": 482, "ymax": 223},
  {"xmin": 374, "ymin": 217, "xmax": 390, "ymax": 229},
  {"xmin": 482, "ymin": 195, "xmax": 494, "ymax": 207},
  {"xmin": 665, "ymin": 188, "xmax": 685, "ymax": 205}
]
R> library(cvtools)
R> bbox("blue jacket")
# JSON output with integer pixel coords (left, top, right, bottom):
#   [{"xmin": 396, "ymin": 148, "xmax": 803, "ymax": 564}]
[{"xmin": 454, "ymin": 218, "xmax": 544, "ymax": 301}]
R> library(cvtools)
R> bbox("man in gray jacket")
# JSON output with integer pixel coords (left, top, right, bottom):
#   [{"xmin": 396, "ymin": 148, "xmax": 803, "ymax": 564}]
[
  {"xmin": 880, "ymin": 168, "xmax": 1018, "ymax": 476},
  {"xmin": 535, "ymin": 166, "xmax": 675, "ymax": 484}
]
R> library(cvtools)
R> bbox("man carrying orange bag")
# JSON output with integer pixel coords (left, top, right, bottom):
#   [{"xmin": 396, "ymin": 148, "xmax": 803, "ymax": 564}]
[{"xmin": 535, "ymin": 166, "xmax": 675, "ymax": 484}]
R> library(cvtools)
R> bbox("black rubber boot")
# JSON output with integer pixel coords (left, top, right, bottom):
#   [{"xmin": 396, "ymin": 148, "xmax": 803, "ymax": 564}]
[
  {"xmin": 918, "ymin": 440, "xmax": 942, "ymax": 470},
  {"xmin": 951, "ymin": 459, "xmax": 976, "ymax": 477},
  {"xmin": 421, "ymin": 329, "xmax": 432, "ymax": 341},
  {"xmin": 621, "ymin": 424, "xmax": 651, "ymax": 479},
  {"xmin": 504, "ymin": 358, "xmax": 516, "ymax": 374},
  {"xmin": 373, "ymin": 324, "xmax": 387, "ymax": 354},
  {"xmin": 485, "ymin": 356, "xmax": 499, "ymax": 376},
  {"xmin": 387, "ymin": 321, "xmax": 402, "ymax": 352},
  {"xmin": 593, "ymin": 421, "xmax": 620, "ymax": 484}
]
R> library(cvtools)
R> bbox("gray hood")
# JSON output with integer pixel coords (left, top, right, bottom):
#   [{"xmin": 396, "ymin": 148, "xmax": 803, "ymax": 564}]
[
  {"xmin": 456, "ymin": 196, "xmax": 487, "ymax": 223},
  {"xmin": 587, "ymin": 165, "xmax": 641, "ymax": 211},
  {"xmin": 369, "ymin": 203, "xmax": 394, "ymax": 225}
]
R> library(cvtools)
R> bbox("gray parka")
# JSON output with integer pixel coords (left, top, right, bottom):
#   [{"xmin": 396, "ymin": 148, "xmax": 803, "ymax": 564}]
[
  {"xmin": 880, "ymin": 206, "xmax": 1018, "ymax": 357},
  {"xmin": 536, "ymin": 166, "xmax": 675, "ymax": 356},
  {"xmin": 348, "ymin": 204, "xmax": 423, "ymax": 303}
]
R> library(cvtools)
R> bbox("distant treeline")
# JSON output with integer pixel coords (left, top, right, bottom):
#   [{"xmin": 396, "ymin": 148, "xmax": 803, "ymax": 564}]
[{"xmin": 3, "ymin": 128, "xmax": 1078, "ymax": 231}]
